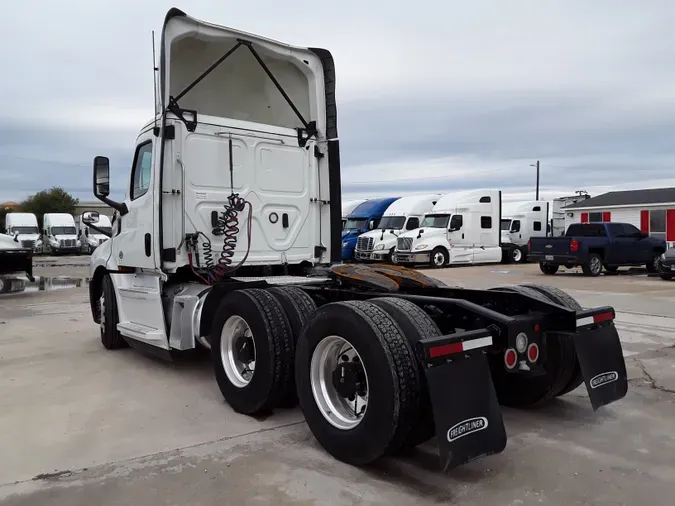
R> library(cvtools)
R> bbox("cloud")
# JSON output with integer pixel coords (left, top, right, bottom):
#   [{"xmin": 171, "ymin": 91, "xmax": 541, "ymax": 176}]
[{"xmin": 1, "ymin": 0, "xmax": 674, "ymax": 207}]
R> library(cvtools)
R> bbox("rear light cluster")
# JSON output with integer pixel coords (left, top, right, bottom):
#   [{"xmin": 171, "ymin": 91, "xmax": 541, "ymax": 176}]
[
  {"xmin": 570, "ymin": 239, "xmax": 579, "ymax": 252},
  {"xmin": 503, "ymin": 331, "xmax": 539, "ymax": 370}
]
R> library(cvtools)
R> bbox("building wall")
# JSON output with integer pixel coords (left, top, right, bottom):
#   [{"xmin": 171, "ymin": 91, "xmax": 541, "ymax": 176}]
[{"xmin": 564, "ymin": 204, "xmax": 675, "ymax": 247}]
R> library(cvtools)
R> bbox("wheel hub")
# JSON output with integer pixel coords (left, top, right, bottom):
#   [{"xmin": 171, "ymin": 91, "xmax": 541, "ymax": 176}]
[
  {"xmin": 234, "ymin": 336, "xmax": 255, "ymax": 364},
  {"xmin": 332, "ymin": 358, "xmax": 367, "ymax": 400}
]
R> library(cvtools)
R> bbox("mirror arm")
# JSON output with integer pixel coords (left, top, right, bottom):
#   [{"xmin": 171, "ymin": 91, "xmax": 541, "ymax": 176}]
[
  {"xmin": 87, "ymin": 223, "xmax": 112, "ymax": 238},
  {"xmin": 94, "ymin": 194, "xmax": 128, "ymax": 216}
]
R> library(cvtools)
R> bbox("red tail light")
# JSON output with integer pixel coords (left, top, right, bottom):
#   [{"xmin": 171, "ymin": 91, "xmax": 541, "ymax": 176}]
[{"xmin": 570, "ymin": 239, "xmax": 579, "ymax": 252}]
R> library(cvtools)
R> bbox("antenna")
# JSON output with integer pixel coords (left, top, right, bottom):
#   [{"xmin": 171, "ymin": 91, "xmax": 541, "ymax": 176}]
[{"xmin": 152, "ymin": 30, "xmax": 159, "ymax": 131}]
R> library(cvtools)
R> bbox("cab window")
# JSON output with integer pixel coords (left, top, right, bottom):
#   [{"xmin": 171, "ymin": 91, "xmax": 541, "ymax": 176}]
[{"xmin": 131, "ymin": 142, "xmax": 153, "ymax": 200}]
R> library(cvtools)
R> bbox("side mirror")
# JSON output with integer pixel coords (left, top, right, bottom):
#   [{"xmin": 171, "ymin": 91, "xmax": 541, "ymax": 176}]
[
  {"xmin": 93, "ymin": 156, "xmax": 110, "ymax": 197},
  {"xmin": 82, "ymin": 211, "xmax": 100, "ymax": 225},
  {"xmin": 92, "ymin": 156, "xmax": 128, "ymax": 216},
  {"xmin": 13, "ymin": 231, "xmax": 19, "ymax": 242}
]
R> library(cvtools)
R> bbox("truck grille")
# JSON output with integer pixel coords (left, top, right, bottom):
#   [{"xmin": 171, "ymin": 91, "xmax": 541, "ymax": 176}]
[
  {"xmin": 397, "ymin": 237, "xmax": 413, "ymax": 251},
  {"xmin": 21, "ymin": 240, "xmax": 36, "ymax": 249},
  {"xmin": 59, "ymin": 239, "xmax": 76, "ymax": 248},
  {"xmin": 356, "ymin": 236, "xmax": 374, "ymax": 251}
]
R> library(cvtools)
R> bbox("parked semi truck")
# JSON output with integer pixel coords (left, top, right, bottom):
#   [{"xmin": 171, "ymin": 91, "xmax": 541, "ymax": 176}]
[
  {"xmin": 341, "ymin": 197, "xmax": 399, "ymax": 261},
  {"xmin": 353, "ymin": 194, "xmax": 440, "ymax": 263},
  {"xmin": 85, "ymin": 8, "xmax": 627, "ymax": 471},
  {"xmin": 77, "ymin": 214, "xmax": 112, "ymax": 254},
  {"xmin": 4, "ymin": 212, "xmax": 41, "ymax": 253},
  {"xmin": 42, "ymin": 213, "xmax": 80, "ymax": 255},
  {"xmin": 341, "ymin": 199, "xmax": 368, "ymax": 230},
  {"xmin": 500, "ymin": 200, "xmax": 549, "ymax": 263}
]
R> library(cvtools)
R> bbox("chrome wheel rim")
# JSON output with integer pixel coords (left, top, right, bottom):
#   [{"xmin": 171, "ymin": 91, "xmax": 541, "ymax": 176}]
[
  {"xmin": 513, "ymin": 249, "xmax": 522, "ymax": 262},
  {"xmin": 220, "ymin": 315, "xmax": 256, "ymax": 388},
  {"xmin": 433, "ymin": 251, "xmax": 445, "ymax": 267},
  {"xmin": 310, "ymin": 335, "xmax": 369, "ymax": 430},
  {"xmin": 590, "ymin": 256, "xmax": 601, "ymax": 274}
]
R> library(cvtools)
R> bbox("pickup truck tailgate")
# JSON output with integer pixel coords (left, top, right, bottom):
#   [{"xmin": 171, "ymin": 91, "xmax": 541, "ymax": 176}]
[{"xmin": 529, "ymin": 237, "xmax": 572, "ymax": 257}]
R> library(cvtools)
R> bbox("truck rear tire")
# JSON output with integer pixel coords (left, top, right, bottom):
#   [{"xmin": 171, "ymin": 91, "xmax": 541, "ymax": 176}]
[
  {"xmin": 520, "ymin": 284, "xmax": 584, "ymax": 396},
  {"xmin": 210, "ymin": 288, "xmax": 294, "ymax": 415},
  {"xmin": 539, "ymin": 262, "xmax": 558, "ymax": 275},
  {"xmin": 268, "ymin": 286, "xmax": 318, "ymax": 408},
  {"xmin": 295, "ymin": 301, "xmax": 420, "ymax": 465},
  {"xmin": 582, "ymin": 253, "xmax": 603, "ymax": 276},
  {"xmin": 370, "ymin": 297, "xmax": 440, "ymax": 449},
  {"xmin": 487, "ymin": 285, "xmax": 579, "ymax": 407},
  {"xmin": 100, "ymin": 274, "xmax": 128, "ymax": 350}
]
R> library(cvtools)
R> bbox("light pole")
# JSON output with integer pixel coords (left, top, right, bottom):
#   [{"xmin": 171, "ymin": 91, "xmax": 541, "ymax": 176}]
[{"xmin": 530, "ymin": 161, "xmax": 540, "ymax": 200}]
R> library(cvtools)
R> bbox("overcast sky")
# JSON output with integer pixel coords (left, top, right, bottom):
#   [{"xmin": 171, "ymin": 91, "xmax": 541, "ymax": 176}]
[{"xmin": 1, "ymin": 0, "xmax": 674, "ymax": 205}]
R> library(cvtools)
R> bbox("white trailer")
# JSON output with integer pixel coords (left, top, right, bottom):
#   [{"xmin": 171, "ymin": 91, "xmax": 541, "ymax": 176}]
[
  {"xmin": 394, "ymin": 189, "xmax": 503, "ymax": 268},
  {"xmin": 353, "ymin": 194, "xmax": 440, "ymax": 263},
  {"xmin": 77, "ymin": 214, "xmax": 112, "ymax": 254},
  {"xmin": 42, "ymin": 213, "xmax": 80, "ymax": 255},
  {"xmin": 4, "ymin": 212, "xmax": 41, "ymax": 252},
  {"xmin": 500, "ymin": 200, "xmax": 549, "ymax": 263},
  {"xmin": 83, "ymin": 8, "xmax": 627, "ymax": 473},
  {"xmin": 551, "ymin": 193, "xmax": 590, "ymax": 237}
]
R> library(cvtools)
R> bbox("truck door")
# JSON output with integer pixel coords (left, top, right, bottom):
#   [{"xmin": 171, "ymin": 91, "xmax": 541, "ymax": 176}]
[
  {"xmin": 622, "ymin": 223, "xmax": 651, "ymax": 263},
  {"xmin": 111, "ymin": 132, "xmax": 157, "ymax": 270},
  {"xmin": 605, "ymin": 224, "xmax": 629, "ymax": 264},
  {"xmin": 447, "ymin": 214, "xmax": 471, "ymax": 263}
]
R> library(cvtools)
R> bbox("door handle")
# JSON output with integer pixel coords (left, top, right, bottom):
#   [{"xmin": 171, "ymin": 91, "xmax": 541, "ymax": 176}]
[
  {"xmin": 462, "ymin": 233, "xmax": 464, "ymax": 239},
  {"xmin": 145, "ymin": 233, "xmax": 151, "ymax": 257}
]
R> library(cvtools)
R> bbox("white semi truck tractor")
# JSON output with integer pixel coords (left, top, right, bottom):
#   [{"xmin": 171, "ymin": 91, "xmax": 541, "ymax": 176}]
[{"xmin": 85, "ymin": 8, "xmax": 628, "ymax": 471}]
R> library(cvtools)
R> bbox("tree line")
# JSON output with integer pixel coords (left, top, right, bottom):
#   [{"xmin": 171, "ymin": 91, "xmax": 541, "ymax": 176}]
[{"xmin": 1, "ymin": 187, "xmax": 79, "ymax": 230}]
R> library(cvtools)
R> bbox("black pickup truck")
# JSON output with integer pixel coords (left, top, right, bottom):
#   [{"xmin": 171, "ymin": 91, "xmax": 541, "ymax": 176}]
[{"xmin": 528, "ymin": 222, "xmax": 666, "ymax": 277}]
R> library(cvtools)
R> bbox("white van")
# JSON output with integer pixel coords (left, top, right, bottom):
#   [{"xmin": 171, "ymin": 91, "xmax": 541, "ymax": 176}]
[
  {"xmin": 500, "ymin": 200, "xmax": 549, "ymax": 263},
  {"xmin": 77, "ymin": 214, "xmax": 112, "ymax": 254},
  {"xmin": 4, "ymin": 212, "xmax": 41, "ymax": 252},
  {"xmin": 342, "ymin": 199, "xmax": 369, "ymax": 230},
  {"xmin": 394, "ymin": 189, "xmax": 502, "ymax": 268},
  {"xmin": 42, "ymin": 213, "xmax": 80, "ymax": 255},
  {"xmin": 353, "ymin": 193, "xmax": 441, "ymax": 262}
]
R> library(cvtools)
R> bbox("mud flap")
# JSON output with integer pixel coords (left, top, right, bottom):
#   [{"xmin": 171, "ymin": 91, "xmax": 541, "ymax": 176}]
[
  {"xmin": 423, "ymin": 352, "xmax": 507, "ymax": 471},
  {"xmin": 573, "ymin": 323, "xmax": 628, "ymax": 410}
]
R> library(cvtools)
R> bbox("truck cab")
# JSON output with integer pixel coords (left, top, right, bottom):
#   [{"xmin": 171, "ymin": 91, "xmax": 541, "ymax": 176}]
[
  {"xmin": 42, "ymin": 213, "xmax": 80, "ymax": 255},
  {"xmin": 341, "ymin": 199, "xmax": 369, "ymax": 230},
  {"xmin": 353, "ymin": 194, "xmax": 440, "ymax": 263},
  {"xmin": 500, "ymin": 200, "xmax": 549, "ymax": 263},
  {"xmin": 77, "ymin": 214, "xmax": 112, "ymax": 254},
  {"xmin": 4, "ymin": 212, "xmax": 41, "ymax": 253},
  {"xmin": 87, "ymin": 8, "xmax": 339, "ymax": 352},
  {"xmin": 341, "ymin": 197, "xmax": 400, "ymax": 261},
  {"xmin": 395, "ymin": 189, "xmax": 502, "ymax": 268}
]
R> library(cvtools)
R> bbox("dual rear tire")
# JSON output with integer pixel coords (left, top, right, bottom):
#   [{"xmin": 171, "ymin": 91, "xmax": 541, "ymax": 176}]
[{"xmin": 210, "ymin": 288, "xmax": 440, "ymax": 464}]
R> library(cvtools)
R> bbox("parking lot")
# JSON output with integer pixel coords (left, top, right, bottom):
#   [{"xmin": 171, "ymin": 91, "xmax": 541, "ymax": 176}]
[{"xmin": 1, "ymin": 258, "xmax": 674, "ymax": 505}]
